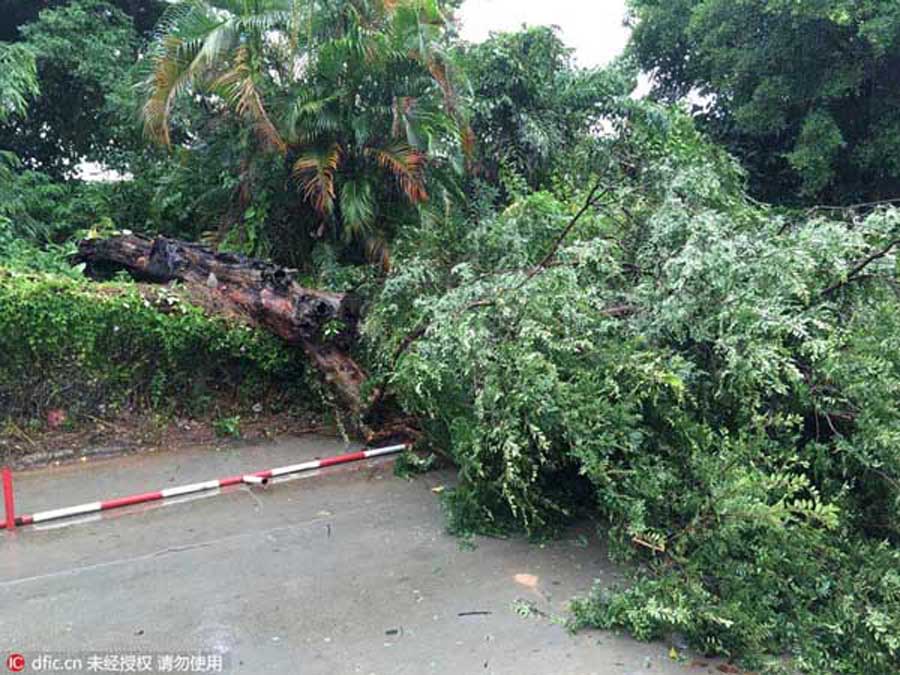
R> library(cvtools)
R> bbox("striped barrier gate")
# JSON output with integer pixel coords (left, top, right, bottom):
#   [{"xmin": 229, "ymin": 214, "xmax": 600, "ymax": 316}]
[{"xmin": 1, "ymin": 444, "xmax": 407, "ymax": 530}]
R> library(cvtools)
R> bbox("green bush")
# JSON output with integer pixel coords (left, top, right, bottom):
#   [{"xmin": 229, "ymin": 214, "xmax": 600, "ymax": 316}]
[
  {"xmin": 366, "ymin": 110, "xmax": 900, "ymax": 672},
  {"xmin": 0, "ymin": 269, "xmax": 320, "ymax": 427}
]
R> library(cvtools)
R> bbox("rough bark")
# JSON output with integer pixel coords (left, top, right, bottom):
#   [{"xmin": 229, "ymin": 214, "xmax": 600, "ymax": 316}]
[{"xmin": 74, "ymin": 234, "xmax": 367, "ymax": 415}]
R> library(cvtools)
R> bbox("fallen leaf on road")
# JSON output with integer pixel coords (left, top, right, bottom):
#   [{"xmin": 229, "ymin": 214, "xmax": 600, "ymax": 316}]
[{"xmin": 514, "ymin": 573, "xmax": 539, "ymax": 588}]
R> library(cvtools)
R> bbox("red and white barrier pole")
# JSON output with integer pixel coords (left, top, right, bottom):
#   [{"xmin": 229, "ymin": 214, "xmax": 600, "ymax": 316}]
[
  {"xmin": 2, "ymin": 467, "xmax": 15, "ymax": 530},
  {"xmin": 2, "ymin": 444, "xmax": 407, "ymax": 530}
]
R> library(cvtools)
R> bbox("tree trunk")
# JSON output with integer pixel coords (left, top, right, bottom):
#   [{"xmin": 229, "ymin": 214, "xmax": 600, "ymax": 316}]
[{"xmin": 74, "ymin": 234, "xmax": 367, "ymax": 415}]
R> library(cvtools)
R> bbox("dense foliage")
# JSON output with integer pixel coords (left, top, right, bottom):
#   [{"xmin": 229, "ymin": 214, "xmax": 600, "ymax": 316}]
[
  {"xmin": 367, "ymin": 109, "xmax": 900, "ymax": 671},
  {"xmin": 1, "ymin": 1, "xmax": 898, "ymax": 672},
  {"xmin": 0, "ymin": 0, "xmax": 142, "ymax": 177},
  {"xmin": 0, "ymin": 43, "xmax": 39, "ymax": 125},
  {"xmin": 136, "ymin": 0, "xmax": 470, "ymax": 267},
  {"xmin": 628, "ymin": 0, "xmax": 900, "ymax": 205},
  {"xmin": 459, "ymin": 27, "xmax": 633, "ymax": 197},
  {"xmin": 0, "ymin": 0, "xmax": 166, "ymax": 42}
]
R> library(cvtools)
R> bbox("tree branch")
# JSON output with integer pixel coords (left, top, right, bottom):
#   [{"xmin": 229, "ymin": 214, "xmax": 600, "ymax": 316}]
[
  {"xmin": 818, "ymin": 238, "xmax": 900, "ymax": 300},
  {"xmin": 513, "ymin": 180, "xmax": 610, "ymax": 292}
]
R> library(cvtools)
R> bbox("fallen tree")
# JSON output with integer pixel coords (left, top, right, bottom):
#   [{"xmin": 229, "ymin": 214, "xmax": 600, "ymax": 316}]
[{"xmin": 74, "ymin": 234, "xmax": 368, "ymax": 417}]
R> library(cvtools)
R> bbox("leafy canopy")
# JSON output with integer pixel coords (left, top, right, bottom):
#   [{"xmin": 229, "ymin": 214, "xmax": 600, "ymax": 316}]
[
  {"xmin": 0, "ymin": 0, "xmax": 140, "ymax": 178},
  {"xmin": 139, "ymin": 0, "xmax": 471, "ymax": 262},
  {"xmin": 0, "ymin": 0, "xmax": 167, "ymax": 42},
  {"xmin": 628, "ymin": 0, "xmax": 900, "ymax": 205},
  {"xmin": 460, "ymin": 26, "xmax": 635, "ymax": 196}
]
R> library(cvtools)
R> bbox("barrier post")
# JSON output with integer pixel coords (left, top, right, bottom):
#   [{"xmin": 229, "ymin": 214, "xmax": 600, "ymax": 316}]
[{"xmin": 2, "ymin": 467, "xmax": 15, "ymax": 530}]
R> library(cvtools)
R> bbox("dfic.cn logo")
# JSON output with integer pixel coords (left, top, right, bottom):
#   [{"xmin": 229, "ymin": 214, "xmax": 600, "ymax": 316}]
[{"xmin": 5, "ymin": 653, "xmax": 25, "ymax": 672}]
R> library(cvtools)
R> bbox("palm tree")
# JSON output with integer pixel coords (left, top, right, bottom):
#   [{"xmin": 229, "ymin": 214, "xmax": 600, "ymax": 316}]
[
  {"xmin": 140, "ymin": 0, "xmax": 469, "ymax": 263},
  {"xmin": 141, "ymin": 0, "xmax": 289, "ymax": 149}
]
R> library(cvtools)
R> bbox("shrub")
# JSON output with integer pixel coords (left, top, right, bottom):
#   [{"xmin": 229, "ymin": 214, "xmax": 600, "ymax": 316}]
[{"xmin": 0, "ymin": 269, "xmax": 320, "ymax": 428}]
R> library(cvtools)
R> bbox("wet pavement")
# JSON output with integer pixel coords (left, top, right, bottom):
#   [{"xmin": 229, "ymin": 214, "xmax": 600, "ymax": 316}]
[{"xmin": 0, "ymin": 436, "xmax": 717, "ymax": 674}]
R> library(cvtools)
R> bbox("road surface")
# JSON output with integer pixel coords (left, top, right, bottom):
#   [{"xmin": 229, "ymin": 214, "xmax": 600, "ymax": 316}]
[{"xmin": 0, "ymin": 437, "xmax": 716, "ymax": 674}]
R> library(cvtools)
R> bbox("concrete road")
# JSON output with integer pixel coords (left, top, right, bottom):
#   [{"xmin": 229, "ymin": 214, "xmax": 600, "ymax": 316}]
[{"xmin": 0, "ymin": 437, "xmax": 715, "ymax": 674}]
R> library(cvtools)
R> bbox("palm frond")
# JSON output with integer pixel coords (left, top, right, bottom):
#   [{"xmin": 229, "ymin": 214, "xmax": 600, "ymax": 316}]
[
  {"xmin": 140, "ymin": 1, "xmax": 294, "ymax": 148},
  {"xmin": 339, "ymin": 178, "xmax": 375, "ymax": 241},
  {"xmin": 366, "ymin": 143, "xmax": 428, "ymax": 204},
  {"xmin": 141, "ymin": 5, "xmax": 234, "ymax": 145},
  {"xmin": 284, "ymin": 91, "xmax": 342, "ymax": 144},
  {"xmin": 293, "ymin": 143, "xmax": 343, "ymax": 214},
  {"xmin": 212, "ymin": 46, "xmax": 286, "ymax": 152},
  {"xmin": 205, "ymin": 0, "xmax": 290, "ymax": 17},
  {"xmin": 236, "ymin": 7, "xmax": 294, "ymax": 34}
]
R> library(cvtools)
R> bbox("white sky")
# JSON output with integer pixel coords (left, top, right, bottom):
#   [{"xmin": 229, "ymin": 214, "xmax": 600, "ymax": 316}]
[{"xmin": 458, "ymin": 0, "xmax": 632, "ymax": 68}]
